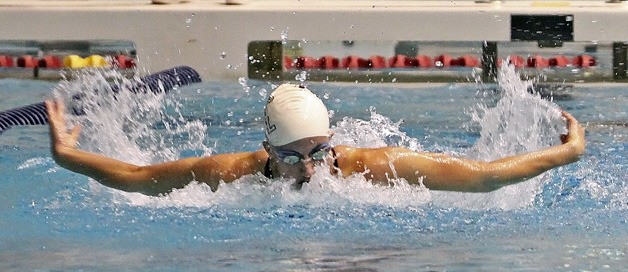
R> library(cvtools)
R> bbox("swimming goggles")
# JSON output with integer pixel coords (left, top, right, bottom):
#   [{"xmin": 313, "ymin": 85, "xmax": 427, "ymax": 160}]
[{"xmin": 274, "ymin": 143, "xmax": 332, "ymax": 165}]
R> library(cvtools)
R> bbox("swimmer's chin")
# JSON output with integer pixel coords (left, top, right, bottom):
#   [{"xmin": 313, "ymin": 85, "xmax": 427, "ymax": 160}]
[{"xmin": 291, "ymin": 179, "xmax": 310, "ymax": 190}]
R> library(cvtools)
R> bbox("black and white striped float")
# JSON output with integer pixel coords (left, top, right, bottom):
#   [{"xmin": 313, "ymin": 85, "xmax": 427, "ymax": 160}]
[{"xmin": 0, "ymin": 66, "xmax": 202, "ymax": 134}]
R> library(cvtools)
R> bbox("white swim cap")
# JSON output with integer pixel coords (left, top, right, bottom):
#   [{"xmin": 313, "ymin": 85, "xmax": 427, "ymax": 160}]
[{"xmin": 264, "ymin": 84, "xmax": 330, "ymax": 146}]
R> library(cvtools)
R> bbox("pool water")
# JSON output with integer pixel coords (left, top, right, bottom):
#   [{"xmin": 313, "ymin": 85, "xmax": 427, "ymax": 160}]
[{"xmin": 0, "ymin": 66, "xmax": 626, "ymax": 271}]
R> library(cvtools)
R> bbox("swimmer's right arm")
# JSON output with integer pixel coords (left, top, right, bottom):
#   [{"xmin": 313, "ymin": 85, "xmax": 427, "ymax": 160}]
[{"xmin": 46, "ymin": 100, "xmax": 265, "ymax": 195}]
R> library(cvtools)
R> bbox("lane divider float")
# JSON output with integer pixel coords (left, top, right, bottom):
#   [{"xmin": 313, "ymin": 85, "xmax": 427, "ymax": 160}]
[
  {"xmin": 0, "ymin": 54, "xmax": 136, "ymax": 69},
  {"xmin": 285, "ymin": 54, "xmax": 597, "ymax": 70},
  {"xmin": 0, "ymin": 66, "xmax": 201, "ymax": 134}
]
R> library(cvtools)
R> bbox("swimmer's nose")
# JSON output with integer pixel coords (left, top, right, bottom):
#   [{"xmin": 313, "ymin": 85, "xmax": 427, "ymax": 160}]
[{"xmin": 301, "ymin": 160, "xmax": 316, "ymax": 178}]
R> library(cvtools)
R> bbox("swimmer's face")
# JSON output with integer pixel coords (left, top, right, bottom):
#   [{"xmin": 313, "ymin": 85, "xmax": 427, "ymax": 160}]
[{"xmin": 266, "ymin": 136, "xmax": 333, "ymax": 187}]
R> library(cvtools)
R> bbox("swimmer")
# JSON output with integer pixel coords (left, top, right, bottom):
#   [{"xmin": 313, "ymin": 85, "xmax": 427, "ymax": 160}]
[{"xmin": 46, "ymin": 84, "xmax": 586, "ymax": 196}]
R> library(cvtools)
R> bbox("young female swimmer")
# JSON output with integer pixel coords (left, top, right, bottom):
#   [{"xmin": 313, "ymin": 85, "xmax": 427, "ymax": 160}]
[{"xmin": 47, "ymin": 84, "xmax": 586, "ymax": 196}]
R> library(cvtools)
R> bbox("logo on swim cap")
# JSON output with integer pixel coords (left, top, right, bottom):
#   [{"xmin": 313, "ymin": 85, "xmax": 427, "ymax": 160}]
[
  {"xmin": 264, "ymin": 98, "xmax": 277, "ymax": 135},
  {"xmin": 263, "ymin": 84, "xmax": 329, "ymax": 146}
]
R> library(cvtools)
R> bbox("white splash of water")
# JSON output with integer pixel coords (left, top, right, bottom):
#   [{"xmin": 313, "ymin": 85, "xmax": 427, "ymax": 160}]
[
  {"xmin": 332, "ymin": 108, "xmax": 423, "ymax": 152},
  {"xmin": 119, "ymin": 164, "xmax": 431, "ymax": 210},
  {"xmin": 52, "ymin": 68, "xmax": 211, "ymax": 165},
  {"xmin": 18, "ymin": 157, "xmax": 54, "ymax": 170},
  {"xmin": 433, "ymin": 64, "xmax": 568, "ymax": 210},
  {"xmin": 295, "ymin": 71, "xmax": 308, "ymax": 85},
  {"xmin": 471, "ymin": 65, "xmax": 566, "ymax": 160}
]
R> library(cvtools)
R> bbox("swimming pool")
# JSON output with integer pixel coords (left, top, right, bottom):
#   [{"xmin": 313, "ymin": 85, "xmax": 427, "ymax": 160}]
[{"xmin": 0, "ymin": 66, "xmax": 626, "ymax": 271}]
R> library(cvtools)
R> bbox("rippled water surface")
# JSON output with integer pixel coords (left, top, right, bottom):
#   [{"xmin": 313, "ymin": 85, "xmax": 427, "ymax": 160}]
[{"xmin": 0, "ymin": 67, "xmax": 626, "ymax": 271}]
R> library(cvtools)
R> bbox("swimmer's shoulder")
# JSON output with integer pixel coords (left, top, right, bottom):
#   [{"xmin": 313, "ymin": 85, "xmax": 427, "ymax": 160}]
[
  {"xmin": 333, "ymin": 145, "xmax": 418, "ymax": 172},
  {"xmin": 192, "ymin": 149, "xmax": 269, "ymax": 183},
  {"xmin": 333, "ymin": 145, "xmax": 371, "ymax": 172},
  {"xmin": 334, "ymin": 145, "xmax": 409, "ymax": 159}
]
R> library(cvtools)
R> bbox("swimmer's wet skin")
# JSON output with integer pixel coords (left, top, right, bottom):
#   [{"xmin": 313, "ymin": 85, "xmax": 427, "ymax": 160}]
[{"xmin": 47, "ymin": 84, "xmax": 585, "ymax": 196}]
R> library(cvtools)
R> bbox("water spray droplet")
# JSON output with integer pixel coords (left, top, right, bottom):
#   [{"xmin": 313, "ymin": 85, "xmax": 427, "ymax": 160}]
[
  {"xmin": 281, "ymin": 29, "xmax": 289, "ymax": 44},
  {"xmin": 295, "ymin": 71, "xmax": 308, "ymax": 83},
  {"xmin": 258, "ymin": 88, "xmax": 267, "ymax": 97},
  {"xmin": 238, "ymin": 77, "xmax": 251, "ymax": 94}
]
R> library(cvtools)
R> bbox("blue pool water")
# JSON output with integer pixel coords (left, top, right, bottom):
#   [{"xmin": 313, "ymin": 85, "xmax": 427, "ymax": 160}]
[{"xmin": 0, "ymin": 67, "xmax": 626, "ymax": 271}]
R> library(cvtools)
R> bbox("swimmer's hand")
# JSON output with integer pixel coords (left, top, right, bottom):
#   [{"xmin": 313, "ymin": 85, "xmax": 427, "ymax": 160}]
[
  {"xmin": 46, "ymin": 100, "xmax": 81, "ymax": 151},
  {"xmin": 560, "ymin": 110, "xmax": 586, "ymax": 162}
]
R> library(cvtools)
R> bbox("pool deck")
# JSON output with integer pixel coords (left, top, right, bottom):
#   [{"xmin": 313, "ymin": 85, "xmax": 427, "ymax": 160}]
[{"xmin": 1, "ymin": 1, "xmax": 627, "ymax": 80}]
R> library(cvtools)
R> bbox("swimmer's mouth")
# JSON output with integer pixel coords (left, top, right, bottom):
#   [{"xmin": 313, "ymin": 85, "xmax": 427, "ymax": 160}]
[{"xmin": 293, "ymin": 179, "xmax": 310, "ymax": 189}]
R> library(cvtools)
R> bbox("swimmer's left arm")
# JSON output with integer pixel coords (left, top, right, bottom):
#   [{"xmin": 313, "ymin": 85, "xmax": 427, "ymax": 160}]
[{"xmin": 356, "ymin": 111, "xmax": 585, "ymax": 192}]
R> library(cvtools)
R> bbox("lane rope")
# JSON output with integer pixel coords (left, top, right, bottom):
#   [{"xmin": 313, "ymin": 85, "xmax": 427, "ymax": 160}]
[{"xmin": 0, "ymin": 66, "xmax": 201, "ymax": 134}]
